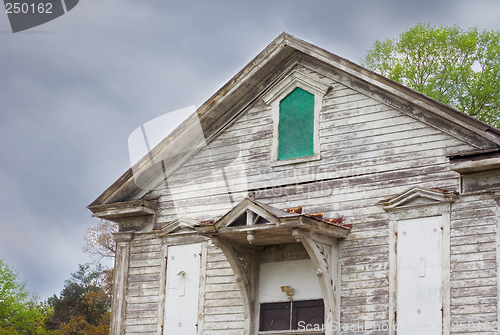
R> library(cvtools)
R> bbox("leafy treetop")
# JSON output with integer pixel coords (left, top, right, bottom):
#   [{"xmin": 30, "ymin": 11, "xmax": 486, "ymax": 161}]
[
  {"xmin": 0, "ymin": 259, "xmax": 53, "ymax": 335},
  {"xmin": 361, "ymin": 23, "xmax": 500, "ymax": 128}
]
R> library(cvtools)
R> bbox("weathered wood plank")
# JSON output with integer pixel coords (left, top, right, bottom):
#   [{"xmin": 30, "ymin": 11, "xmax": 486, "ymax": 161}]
[
  {"xmin": 206, "ymin": 268, "xmax": 235, "ymax": 277},
  {"xmin": 342, "ymin": 245, "xmax": 389, "ymax": 258},
  {"xmin": 341, "ymin": 294, "xmax": 389, "ymax": 307},
  {"xmin": 342, "ymin": 254, "xmax": 389, "ymax": 266},
  {"xmin": 342, "ymin": 304, "xmax": 388, "ymax": 314},
  {"xmin": 124, "ymin": 324, "xmax": 157, "ymax": 333},
  {"xmin": 449, "ymin": 312, "xmax": 497, "ymax": 323},
  {"xmin": 128, "ymin": 266, "xmax": 161, "ymax": 275},
  {"xmin": 204, "ymin": 305, "xmax": 245, "ymax": 315},
  {"xmin": 203, "ymin": 320, "xmax": 246, "ymax": 330},
  {"xmin": 128, "ymin": 259, "xmax": 162, "ymax": 268},
  {"xmin": 341, "ymin": 311, "xmax": 389, "ymax": 323},
  {"xmin": 341, "ymin": 287, "xmax": 389, "ymax": 298},
  {"xmin": 451, "ymin": 260, "xmax": 497, "ymax": 272},
  {"xmin": 342, "ymin": 270, "xmax": 389, "ymax": 282},
  {"xmin": 126, "ymin": 303, "xmax": 158, "ymax": 311},
  {"xmin": 204, "ymin": 283, "xmax": 240, "ymax": 293},
  {"xmin": 205, "ymin": 291, "xmax": 242, "ymax": 300},
  {"xmin": 126, "ymin": 288, "xmax": 160, "ymax": 297},
  {"xmin": 451, "ymin": 233, "xmax": 496, "ymax": 246},
  {"xmin": 204, "ymin": 313, "xmax": 245, "ymax": 322},
  {"xmin": 451, "ymin": 296, "xmax": 497, "ymax": 306},
  {"xmin": 451, "ymin": 225, "xmax": 496, "ymax": 238},
  {"xmin": 205, "ymin": 276, "xmax": 238, "ymax": 285},
  {"xmin": 451, "ymin": 216, "xmax": 498, "ymax": 229},
  {"xmin": 450, "ymin": 251, "xmax": 496, "ymax": 263},
  {"xmin": 451, "ymin": 269, "xmax": 497, "ymax": 281},
  {"xmin": 451, "ymin": 208, "xmax": 498, "ymax": 221},
  {"xmin": 451, "ymin": 277, "xmax": 497, "ymax": 289},
  {"xmin": 125, "ymin": 309, "xmax": 157, "ymax": 319},
  {"xmin": 343, "ymin": 262, "xmax": 389, "ymax": 274},
  {"xmin": 451, "ymin": 242, "xmax": 495, "ymax": 255},
  {"xmin": 204, "ymin": 298, "xmax": 243, "ymax": 307},
  {"xmin": 451, "ymin": 304, "xmax": 497, "ymax": 315},
  {"xmin": 341, "ymin": 278, "xmax": 389, "ymax": 290},
  {"xmin": 124, "ymin": 317, "xmax": 157, "ymax": 326},
  {"xmin": 450, "ymin": 286, "xmax": 496, "ymax": 297}
]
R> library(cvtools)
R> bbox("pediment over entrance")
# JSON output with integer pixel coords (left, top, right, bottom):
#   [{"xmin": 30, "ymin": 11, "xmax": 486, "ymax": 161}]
[
  {"xmin": 193, "ymin": 198, "xmax": 350, "ymax": 334},
  {"xmin": 381, "ymin": 187, "xmax": 458, "ymax": 211},
  {"xmin": 154, "ymin": 217, "xmax": 199, "ymax": 236},
  {"xmin": 194, "ymin": 198, "xmax": 350, "ymax": 246}
]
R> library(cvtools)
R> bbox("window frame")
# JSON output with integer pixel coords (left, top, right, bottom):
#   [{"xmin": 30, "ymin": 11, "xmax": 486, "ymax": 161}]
[{"xmin": 262, "ymin": 69, "xmax": 329, "ymax": 167}]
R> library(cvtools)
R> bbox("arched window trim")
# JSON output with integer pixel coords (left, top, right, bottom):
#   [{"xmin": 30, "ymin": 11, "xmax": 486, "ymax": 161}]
[{"xmin": 261, "ymin": 69, "xmax": 330, "ymax": 167}]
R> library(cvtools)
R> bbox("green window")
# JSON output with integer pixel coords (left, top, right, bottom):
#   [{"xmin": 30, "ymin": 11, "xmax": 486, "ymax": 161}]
[{"xmin": 278, "ymin": 87, "xmax": 315, "ymax": 160}]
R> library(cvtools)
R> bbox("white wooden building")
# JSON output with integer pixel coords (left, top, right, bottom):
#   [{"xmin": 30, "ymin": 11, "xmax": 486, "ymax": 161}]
[{"xmin": 88, "ymin": 33, "xmax": 500, "ymax": 335}]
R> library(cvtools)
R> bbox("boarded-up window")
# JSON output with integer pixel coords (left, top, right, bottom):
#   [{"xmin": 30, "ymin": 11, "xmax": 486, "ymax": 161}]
[{"xmin": 278, "ymin": 87, "xmax": 314, "ymax": 160}]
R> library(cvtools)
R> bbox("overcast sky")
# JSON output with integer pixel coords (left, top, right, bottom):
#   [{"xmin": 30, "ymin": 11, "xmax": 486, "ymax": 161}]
[{"xmin": 1, "ymin": 0, "xmax": 500, "ymax": 302}]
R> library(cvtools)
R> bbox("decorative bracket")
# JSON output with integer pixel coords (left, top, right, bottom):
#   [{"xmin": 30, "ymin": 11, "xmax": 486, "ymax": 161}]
[{"xmin": 293, "ymin": 229, "xmax": 337, "ymax": 335}]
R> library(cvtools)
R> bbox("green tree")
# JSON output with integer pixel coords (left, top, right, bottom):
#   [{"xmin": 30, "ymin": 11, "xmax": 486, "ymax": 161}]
[
  {"xmin": 0, "ymin": 259, "xmax": 54, "ymax": 335},
  {"xmin": 361, "ymin": 23, "xmax": 500, "ymax": 128},
  {"xmin": 46, "ymin": 264, "xmax": 111, "ymax": 332}
]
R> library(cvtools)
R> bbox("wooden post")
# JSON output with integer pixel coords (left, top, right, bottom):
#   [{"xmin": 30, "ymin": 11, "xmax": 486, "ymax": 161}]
[{"xmin": 111, "ymin": 232, "xmax": 133, "ymax": 335}]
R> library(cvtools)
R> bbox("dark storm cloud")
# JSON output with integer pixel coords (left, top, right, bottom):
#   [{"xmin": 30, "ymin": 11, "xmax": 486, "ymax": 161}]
[{"xmin": 1, "ymin": 0, "xmax": 499, "ymax": 300}]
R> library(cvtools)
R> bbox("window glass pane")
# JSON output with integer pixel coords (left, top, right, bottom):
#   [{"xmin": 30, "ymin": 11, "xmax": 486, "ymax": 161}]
[
  {"xmin": 278, "ymin": 87, "xmax": 315, "ymax": 160},
  {"xmin": 292, "ymin": 299, "xmax": 324, "ymax": 330},
  {"xmin": 259, "ymin": 302, "xmax": 291, "ymax": 331}
]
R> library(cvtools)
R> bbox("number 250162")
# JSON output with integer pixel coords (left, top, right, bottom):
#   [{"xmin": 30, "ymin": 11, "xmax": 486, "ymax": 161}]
[{"xmin": 5, "ymin": 3, "xmax": 53, "ymax": 14}]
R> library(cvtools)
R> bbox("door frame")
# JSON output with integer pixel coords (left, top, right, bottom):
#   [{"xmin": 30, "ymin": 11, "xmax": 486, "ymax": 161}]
[{"xmin": 387, "ymin": 202, "xmax": 452, "ymax": 335}]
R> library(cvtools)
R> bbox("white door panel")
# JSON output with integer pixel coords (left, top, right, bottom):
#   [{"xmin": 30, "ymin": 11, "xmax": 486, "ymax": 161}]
[
  {"xmin": 397, "ymin": 216, "xmax": 442, "ymax": 335},
  {"xmin": 164, "ymin": 243, "xmax": 202, "ymax": 335}
]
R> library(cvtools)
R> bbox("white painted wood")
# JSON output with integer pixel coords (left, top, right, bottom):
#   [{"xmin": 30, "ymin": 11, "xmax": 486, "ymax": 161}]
[
  {"xmin": 197, "ymin": 241, "xmax": 208, "ymax": 335},
  {"xmin": 105, "ymin": 57, "xmax": 500, "ymax": 335},
  {"xmin": 163, "ymin": 243, "xmax": 202, "ymax": 335},
  {"xmin": 397, "ymin": 216, "xmax": 443, "ymax": 335},
  {"xmin": 259, "ymin": 259, "xmax": 322, "ymax": 303}
]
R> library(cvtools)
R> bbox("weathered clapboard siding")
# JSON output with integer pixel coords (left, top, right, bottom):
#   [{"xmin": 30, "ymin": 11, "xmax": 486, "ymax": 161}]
[
  {"xmin": 157, "ymin": 80, "xmax": 471, "ymax": 203},
  {"xmin": 152, "ymin": 71, "xmax": 477, "ymax": 329},
  {"xmin": 340, "ymin": 218, "xmax": 390, "ymax": 328},
  {"xmin": 91, "ymin": 35, "xmax": 500, "ymax": 335},
  {"xmin": 202, "ymin": 244, "xmax": 245, "ymax": 334},
  {"xmin": 450, "ymin": 194, "xmax": 498, "ymax": 333},
  {"xmin": 155, "ymin": 87, "xmax": 476, "ymax": 332},
  {"xmin": 125, "ymin": 233, "xmax": 162, "ymax": 334}
]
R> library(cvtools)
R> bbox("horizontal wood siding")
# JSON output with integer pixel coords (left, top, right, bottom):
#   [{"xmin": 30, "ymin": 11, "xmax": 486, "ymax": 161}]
[
  {"xmin": 450, "ymin": 194, "xmax": 498, "ymax": 333},
  {"xmin": 125, "ymin": 233, "xmax": 162, "ymax": 335},
  {"xmin": 203, "ymin": 243, "xmax": 245, "ymax": 334},
  {"xmin": 158, "ymin": 78, "xmax": 471, "ymax": 225},
  {"xmin": 133, "ymin": 65, "xmax": 486, "ymax": 334},
  {"xmin": 341, "ymin": 219, "xmax": 390, "ymax": 328}
]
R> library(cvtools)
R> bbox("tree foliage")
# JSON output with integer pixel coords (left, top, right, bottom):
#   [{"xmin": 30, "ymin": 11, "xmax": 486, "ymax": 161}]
[
  {"xmin": 0, "ymin": 259, "xmax": 54, "ymax": 335},
  {"xmin": 361, "ymin": 23, "xmax": 500, "ymax": 128},
  {"xmin": 83, "ymin": 220, "xmax": 118, "ymax": 260},
  {"xmin": 46, "ymin": 264, "xmax": 112, "ymax": 334}
]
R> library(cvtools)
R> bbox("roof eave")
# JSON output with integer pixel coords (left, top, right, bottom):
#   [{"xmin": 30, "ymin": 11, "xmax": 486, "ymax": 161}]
[{"xmin": 89, "ymin": 32, "xmax": 500, "ymax": 208}]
